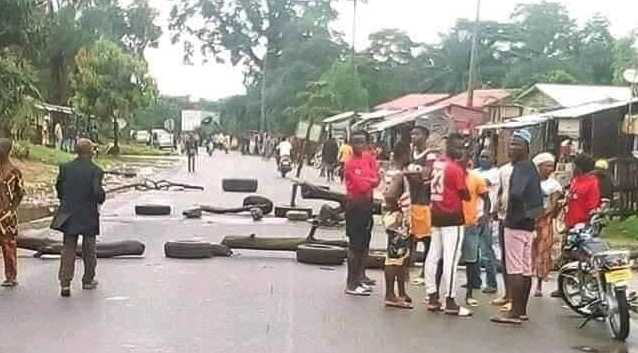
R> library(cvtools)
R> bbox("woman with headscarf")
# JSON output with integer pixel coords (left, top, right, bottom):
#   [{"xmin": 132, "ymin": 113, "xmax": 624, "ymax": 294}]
[{"xmin": 531, "ymin": 153, "xmax": 562, "ymax": 297}]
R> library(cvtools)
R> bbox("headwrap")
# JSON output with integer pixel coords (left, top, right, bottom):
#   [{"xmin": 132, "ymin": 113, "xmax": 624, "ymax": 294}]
[
  {"xmin": 595, "ymin": 159, "xmax": 609, "ymax": 170},
  {"xmin": 532, "ymin": 152, "xmax": 555, "ymax": 167},
  {"xmin": 512, "ymin": 129, "xmax": 532, "ymax": 146}
]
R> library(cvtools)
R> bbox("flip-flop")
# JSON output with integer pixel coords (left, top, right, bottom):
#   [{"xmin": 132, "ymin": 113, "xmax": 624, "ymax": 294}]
[
  {"xmin": 491, "ymin": 316, "xmax": 522, "ymax": 325},
  {"xmin": 534, "ymin": 291, "xmax": 543, "ymax": 298},
  {"xmin": 445, "ymin": 306, "xmax": 473, "ymax": 317},
  {"xmin": 500, "ymin": 303, "xmax": 512, "ymax": 312},
  {"xmin": 491, "ymin": 297, "xmax": 509, "ymax": 306},
  {"xmin": 466, "ymin": 298, "xmax": 479, "ymax": 307},
  {"xmin": 427, "ymin": 303, "xmax": 443, "ymax": 312},
  {"xmin": 400, "ymin": 296, "xmax": 413, "ymax": 304},
  {"xmin": 385, "ymin": 300, "xmax": 413, "ymax": 309},
  {"xmin": 519, "ymin": 315, "xmax": 529, "ymax": 321}
]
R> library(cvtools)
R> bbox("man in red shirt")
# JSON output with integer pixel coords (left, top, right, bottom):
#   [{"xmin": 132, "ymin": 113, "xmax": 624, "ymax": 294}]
[
  {"xmin": 424, "ymin": 133, "xmax": 471, "ymax": 315},
  {"xmin": 566, "ymin": 154, "xmax": 600, "ymax": 228},
  {"xmin": 344, "ymin": 131, "xmax": 379, "ymax": 296}
]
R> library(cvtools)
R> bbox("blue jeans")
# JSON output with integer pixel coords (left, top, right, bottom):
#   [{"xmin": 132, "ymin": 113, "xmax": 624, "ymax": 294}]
[{"xmin": 478, "ymin": 220, "xmax": 498, "ymax": 289}]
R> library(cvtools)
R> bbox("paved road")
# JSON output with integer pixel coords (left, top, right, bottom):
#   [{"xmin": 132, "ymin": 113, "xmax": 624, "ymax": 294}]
[{"xmin": 1, "ymin": 152, "xmax": 635, "ymax": 353}]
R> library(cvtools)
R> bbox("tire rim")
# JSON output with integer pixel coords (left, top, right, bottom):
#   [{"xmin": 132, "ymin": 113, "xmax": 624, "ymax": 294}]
[
  {"xmin": 607, "ymin": 288, "xmax": 621, "ymax": 334},
  {"xmin": 561, "ymin": 270, "xmax": 596, "ymax": 314}
]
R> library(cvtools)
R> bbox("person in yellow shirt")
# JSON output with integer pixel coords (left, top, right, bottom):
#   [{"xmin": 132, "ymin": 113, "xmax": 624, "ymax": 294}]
[
  {"xmin": 338, "ymin": 140, "xmax": 353, "ymax": 182},
  {"xmin": 460, "ymin": 154, "xmax": 490, "ymax": 307}
]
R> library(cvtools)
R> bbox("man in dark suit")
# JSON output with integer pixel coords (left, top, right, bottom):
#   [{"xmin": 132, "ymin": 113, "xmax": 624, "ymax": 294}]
[{"xmin": 55, "ymin": 138, "xmax": 106, "ymax": 297}]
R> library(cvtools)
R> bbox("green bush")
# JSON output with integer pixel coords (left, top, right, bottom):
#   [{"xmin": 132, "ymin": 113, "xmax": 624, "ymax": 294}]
[{"xmin": 10, "ymin": 141, "xmax": 30, "ymax": 159}]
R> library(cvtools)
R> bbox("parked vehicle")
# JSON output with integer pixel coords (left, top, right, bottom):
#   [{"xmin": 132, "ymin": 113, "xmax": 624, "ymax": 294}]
[
  {"xmin": 151, "ymin": 129, "xmax": 174, "ymax": 150},
  {"xmin": 279, "ymin": 155, "xmax": 293, "ymax": 178},
  {"xmin": 558, "ymin": 210, "xmax": 633, "ymax": 341},
  {"xmin": 133, "ymin": 130, "xmax": 150, "ymax": 144}
]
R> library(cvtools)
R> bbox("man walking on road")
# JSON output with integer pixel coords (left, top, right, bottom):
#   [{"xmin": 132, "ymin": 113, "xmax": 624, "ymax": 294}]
[
  {"xmin": 185, "ymin": 134, "xmax": 197, "ymax": 173},
  {"xmin": 424, "ymin": 133, "xmax": 471, "ymax": 316},
  {"xmin": 55, "ymin": 139, "xmax": 106, "ymax": 297},
  {"xmin": 322, "ymin": 137, "xmax": 339, "ymax": 183},
  {"xmin": 0, "ymin": 138, "xmax": 25, "ymax": 287},
  {"xmin": 491, "ymin": 129, "xmax": 542, "ymax": 325},
  {"xmin": 344, "ymin": 131, "xmax": 379, "ymax": 296}
]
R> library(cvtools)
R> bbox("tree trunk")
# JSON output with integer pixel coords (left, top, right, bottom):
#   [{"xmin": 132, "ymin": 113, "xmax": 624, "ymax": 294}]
[
  {"xmin": 221, "ymin": 234, "xmax": 348, "ymax": 252},
  {"xmin": 112, "ymin": 117, "xmax": 119, "ymax": 155}
]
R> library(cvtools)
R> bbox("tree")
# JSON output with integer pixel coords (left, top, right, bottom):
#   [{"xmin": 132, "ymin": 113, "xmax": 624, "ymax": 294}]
[
  {"xmin": 577, "ymin": 14, "xmax": 615, "ymax": 84},
  {"xmin": 122, "ymin": 0, "xmax": 162, "ymax": 57},
  {"xmin": 284, "ymin": 81, "xmax": 337, "ymax": 132},
  {"xmin": 611, "ymin": 30, "xmax": 638, "ymax": 85},
  {"xmin": 321, "ymin": 59, "xmax": 369, "ymax": 111},
  {"xmin": 71, "ymin": 38, "xmax": 157, "ymax": 153}
]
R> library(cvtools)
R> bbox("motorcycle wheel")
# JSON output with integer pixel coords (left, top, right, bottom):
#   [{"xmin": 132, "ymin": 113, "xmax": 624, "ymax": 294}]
[
  {"xmin": 608, "ymin": 287, "xmax": 630, "ymax": 341},
  {"xmin": 558, "ymin": 267, "xmax": 595, "ymax": 317}
]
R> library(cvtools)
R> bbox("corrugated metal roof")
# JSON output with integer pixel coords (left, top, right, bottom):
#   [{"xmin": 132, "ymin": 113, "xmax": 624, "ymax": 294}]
[
  {"xmin": 478, "ymin": 114, "xmax": 550, "ymax": 131},
  {"xmin": 323, "ymin": 111, "xmax": 357, "ymax": 123},
  {"xmin": 436, "ymin": 89, "xmax": 513, "ymax": 108},
  {"xmin": 547, "ymin": 97, "xmax": 638, "ymax": 118},
  {"xmin": 519, "ymin": 84, "xmax": 632, "ymax": 108},
  {"xmin": 375, "ymin": 93, "xmax": 449, "ymax": 110},
  {"xmin": 358, "ymin": 109, "xmax": 404, "ymax": 122},
  {"xmin": 34, "ymin": 102, "xmax": 75, "ymax": 115},
  {"xmin": 369, "ymin": 105, "xmax": 445, "ymax": 132}
]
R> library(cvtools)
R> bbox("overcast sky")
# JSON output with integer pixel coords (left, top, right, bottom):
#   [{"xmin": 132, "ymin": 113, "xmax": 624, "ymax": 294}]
[{"xmin": 145, "ymin": 0, "xmax": 638, "ymax": 101}]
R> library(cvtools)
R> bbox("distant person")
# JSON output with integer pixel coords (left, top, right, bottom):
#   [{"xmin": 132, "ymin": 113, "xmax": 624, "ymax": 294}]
[
  {"xmin": 474, "ymin": 150, "xmax": 500, "ymax": 294},
  {"xmin": 0, "ymin": 138, "xmax": 25, "ymax": 287},
  {"xmin": 338, "ymin": 140, "xmax": 354, "ymax": 182},
  {"xmin": 55, "ymin": 122, "xmax": 63, "ymax": 150},
  {"xmin": 322, "ymin": 137, "xmax": 339, "ymax": 182},
  {"xmin": 592, "ymin": 159, "xmax": 614, "ymax": 206},
  {"xmin": 54, "ymin": 139, "xmax": 106, "ymax": 297},
  {"xmin": 278, "ymin": 138, "xmax": 292, "ymax": 160},
  {"xmin": 185, "ymin": 134, "xmax": 197, "ymax": 173}
]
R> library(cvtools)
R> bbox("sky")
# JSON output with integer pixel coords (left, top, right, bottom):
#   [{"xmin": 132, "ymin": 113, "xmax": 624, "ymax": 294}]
[{"xmin": 144, "ymin": 0, "xmax": 638, "ymax": 101}]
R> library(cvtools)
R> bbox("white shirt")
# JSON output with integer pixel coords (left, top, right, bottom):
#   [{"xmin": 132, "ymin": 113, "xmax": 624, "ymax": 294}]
[
  {"xmin": 541, "ymin": 177, "xmax": 562, "ymax": 208},
  {"xmin": 278, "ymin": 141, "xmax": 292, "ymax": 156},
  {"xmin": 475, "ymin": 167, "xmax": 500, "ymax": 217}
]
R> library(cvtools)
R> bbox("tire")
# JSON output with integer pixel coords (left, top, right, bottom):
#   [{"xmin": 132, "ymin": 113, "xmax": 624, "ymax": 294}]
[
  {"xmin": 135, "ymin": 204, "xmax": 171, "ymax": 216},
  {"xmin": 210, "ymin": 244, "xmax": 233, "ymax": 257},
  {"xmin": 558, "ymin": 267, "xmax": 595, "ymax": 317},
  {"xmin": 95, "ymin": 240, "xmax": 145, "ymax": 258},
  {"xmin": 365, "ymin": 250, "xmax": 386, "ymax": 269},
  {"xmin": 243, "ymin": 195, "xmax": 274, "ymax": 215},
  {"xmin": 222, "ymin": 178, "xmax": 258, "ymax": 192},
  {"xmin": 275, "ymin": 205, "xmax": 312, "ymax": 218},
  {"xmin": 287, "ymin": 210, "xmax": 309, "ymax": 221},
  {"xmin": 164, "ymin": 241, "xmax": 215, "ymax": 259},
  {"xmin": 609, "ymin": 288, "xmax": 630, "ymax": 341},
  {"xmin": 296, "ymin": 244, "xmax": 347, "ymax": 265}
]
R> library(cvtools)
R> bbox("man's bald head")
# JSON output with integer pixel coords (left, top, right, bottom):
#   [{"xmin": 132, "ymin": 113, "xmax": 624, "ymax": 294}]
[
  {"xmin": 0, "ymin": 138, "xmax": 12, "ymax": 159},
  {"xmin": 76, "ymin": 138, "xmax": 94, "ymax": 157}
]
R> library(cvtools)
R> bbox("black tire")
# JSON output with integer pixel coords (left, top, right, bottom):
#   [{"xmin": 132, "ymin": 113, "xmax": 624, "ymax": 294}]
[
  {"xmin": 559, "ymin": 268, "xmax": 595, "ymax": 317},
  {"xmin": 243, "ymin": 195, "xmax": 274, "ymax": 215},
  {"xmin": 95, "ymin": 240, "xmax": 145, "ymax": 258},
  {"xmin": 275, "ymin": 205, "xmax": 312, "ymax": 218},
  {"xmin": 135, "ymin": 204, "xmax": 171, "ymax": 216},
  {"xmin": 365, "ymin": 250, "xmax": 386, "ymax": 269},
  {"xmin": 210, "ymin": 244, "xmax": 233, "ymax": 257},
  {"xmin": 287, "ymin": 210, "xmax": 309, "ymax": 221},
  {"xmin": 164, "ymin": 241, "xmax": 215, "ymax": 259},
  {"xmin": 296, "ymin": 244, "xmax": 347, "ymax": 265},
  {"xmin": 609, "ymin": 288, "xmax": 630, "ymax": 341},
  {"xmin": 222, "ymin": 178, "xmax": 258, "ymax": 192}
]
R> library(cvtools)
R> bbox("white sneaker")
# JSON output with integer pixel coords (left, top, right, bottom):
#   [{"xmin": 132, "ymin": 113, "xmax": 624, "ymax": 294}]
[{"xmin": 345, "ymin": 286, "xmax": 371, "ymax": 296}]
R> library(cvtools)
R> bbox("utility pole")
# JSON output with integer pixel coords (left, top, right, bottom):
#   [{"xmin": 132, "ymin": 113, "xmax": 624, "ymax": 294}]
[{"xmin": 466, "ymin": 0, "xmax": 481, "ymax": 107}]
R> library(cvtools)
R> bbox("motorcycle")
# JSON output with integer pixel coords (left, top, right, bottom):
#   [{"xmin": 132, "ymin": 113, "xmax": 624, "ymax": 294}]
[
  {"xmin": 279, "ymin": 155, "xmax": 293, "ymax": 178},
  {"xmin": 557, "ymin": 210, "xmax": 633, "ymax": 340}
]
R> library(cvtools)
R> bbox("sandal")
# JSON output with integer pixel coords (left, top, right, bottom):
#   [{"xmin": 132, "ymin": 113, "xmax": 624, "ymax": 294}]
[
  {"xmin": 491, "ymin": 297, "xmax": 509, "ymax": 306},
  {"xmin": 445, "ymin": 306, "xmax": 473, "ymax": 317},
  {"xmin": 534, "ymin": 291, "xmax": 543, "ymax": 298},
  {"xmin": 345, "ymin": 287, "xmax": 371, "ymax": 296},
  {"xmin": 500, "ymin": 303, "xmax": 512, "ymax": 312},
  {"xmin": 385, "ymin": 300, "xmax": 413, "ymax": 309},
  {"xmin": 400, "ymin": 296, "xmax": 413, "ymax": 304},
  {"xmin": 490, "ymin": 316, "xmax": 522, "ymax": 325},
  {"xmin": 427, "ymin": 303, "xmax": 443, "ymax": 312},
  {"xmin": 519, "ymin": 315, "xmax": 529, "ymax": 321},
  {"xmin": 466, "ymin": 298, "xmax": 479, "ymax": 307}
]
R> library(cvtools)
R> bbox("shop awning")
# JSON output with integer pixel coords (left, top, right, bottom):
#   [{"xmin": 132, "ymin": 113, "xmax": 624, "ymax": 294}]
[{"xmin": 368, "ymin": 105, "xmax": 445, "ymax": 132}]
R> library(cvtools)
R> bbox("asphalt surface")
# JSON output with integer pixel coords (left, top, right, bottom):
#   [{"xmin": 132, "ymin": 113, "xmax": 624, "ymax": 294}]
[{"xmin": 1, "ymin": 152, "xmax": 636, "ymax": 353}]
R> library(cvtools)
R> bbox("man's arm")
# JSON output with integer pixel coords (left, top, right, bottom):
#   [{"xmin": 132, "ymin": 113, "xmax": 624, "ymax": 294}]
[
  {"xmin": 55, "ymin": 164, "xmax": 65, "ymax": 201},
  {"xmin": 8, "ymin": 170, "xmax": 25, "ymax": 211},
  {"xmin": 455, "ymin": 167, "xmax": 470, "ymax": 201},
  {"xmin": 93, "ymin": 167, "xmax": 106, "ymax": 204}
]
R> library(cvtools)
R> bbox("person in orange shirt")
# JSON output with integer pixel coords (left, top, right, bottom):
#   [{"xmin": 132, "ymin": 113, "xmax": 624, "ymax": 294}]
[
  {"xmin": 338, "ymin": 140, "xmax": 354, "ymax": 182},
  {"xmin": 460, "ymin": 150, "xmax": 490, "ymax": 307}
]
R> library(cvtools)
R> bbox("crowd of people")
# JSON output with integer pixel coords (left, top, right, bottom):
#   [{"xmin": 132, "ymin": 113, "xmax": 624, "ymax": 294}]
[{"xmin": 341, "ymin": 124, "xmax": 610, "ymax": 325}]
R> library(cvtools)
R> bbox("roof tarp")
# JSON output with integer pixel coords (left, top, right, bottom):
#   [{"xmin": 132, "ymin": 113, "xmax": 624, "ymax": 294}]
[
  {"xmin": 323, "ymin": 111, "xmax": 357, "ymax": 124},
  {"xmin": 369, "ymin": 106, "xmax": 444, "ymax": 132}
]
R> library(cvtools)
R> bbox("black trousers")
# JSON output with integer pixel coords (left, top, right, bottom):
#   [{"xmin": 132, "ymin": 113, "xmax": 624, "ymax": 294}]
[{"xmin": 188, "ymin": 155, "xmax": 196, "ymax": 173}]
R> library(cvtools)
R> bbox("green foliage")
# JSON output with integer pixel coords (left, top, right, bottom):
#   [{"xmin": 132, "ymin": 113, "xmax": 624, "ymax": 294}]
[
  {"xmin": 118, "ymin": 143, "xmax": 172, "ymax": 156},
  {"xmin": 23, "ymin": 141, "xmax": 74, "ymax": 165},
  {"xmin": 71, "ymin": 38, "xmax": 157, "ymax": 151},
  {"xmin": 10, "ymin": 141, "xmax": 30, "ymax": 159},
  {"xmin": 321, "ymin": 60, "xmax": 369, "ymax": 111},
  {"xmin": 0, "ymin": 53, "xmax": 40, "ymax": 136}
]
